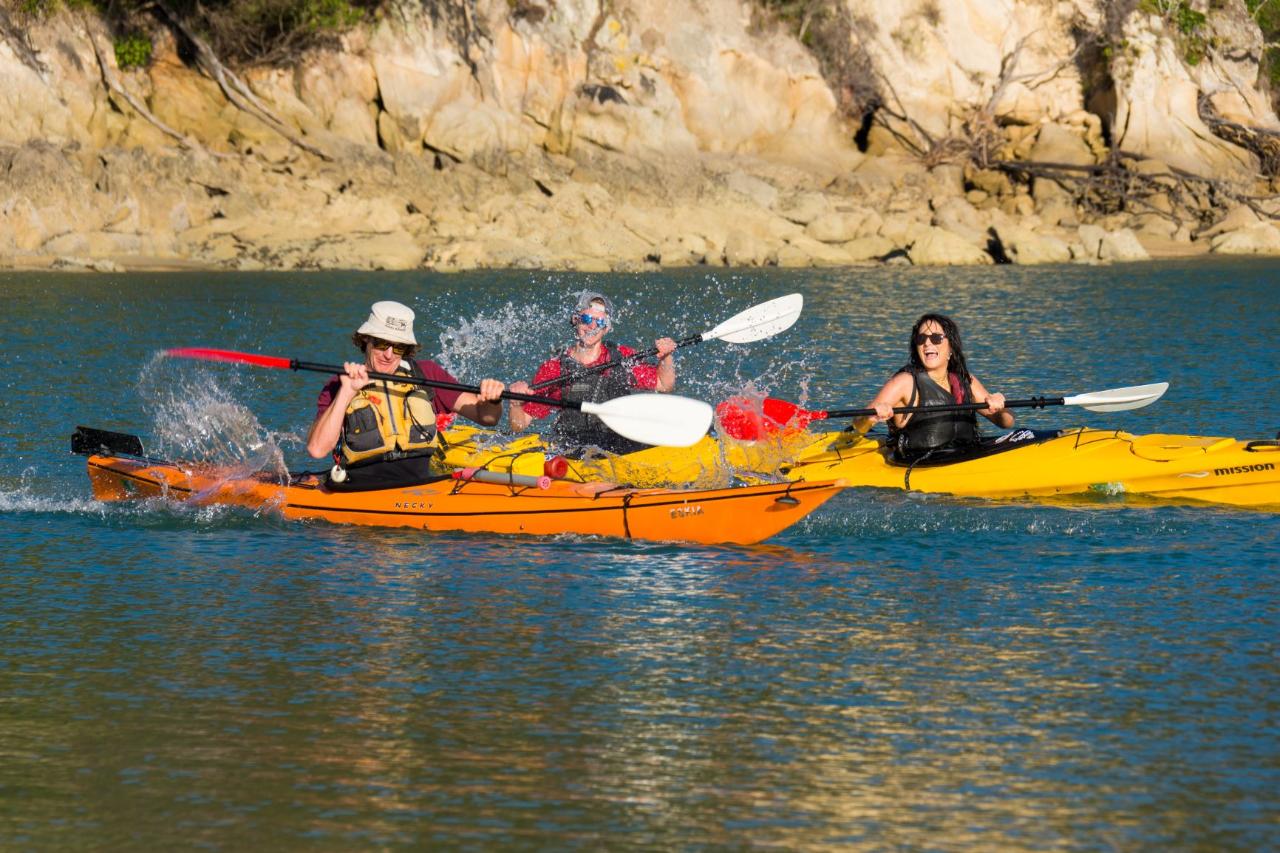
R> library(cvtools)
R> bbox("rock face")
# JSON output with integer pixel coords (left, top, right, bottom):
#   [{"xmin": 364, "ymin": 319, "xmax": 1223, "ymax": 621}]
[{"xmin": 1, "ymin": 0, "xmax": 1279, "ymax": 272}]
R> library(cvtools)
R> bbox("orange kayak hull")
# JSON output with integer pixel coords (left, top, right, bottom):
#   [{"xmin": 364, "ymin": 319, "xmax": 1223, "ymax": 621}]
[{"xmin": 85, "ymin": 454, "xmax": 844, "ymax": 546}]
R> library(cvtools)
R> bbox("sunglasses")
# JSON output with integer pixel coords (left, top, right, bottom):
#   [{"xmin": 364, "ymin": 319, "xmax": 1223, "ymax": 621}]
[
  {"xmin": 577, "ymin": 314, "xmax": 610, "ymax": 330},
  {"xmin": 914, "ymin": 332, "xmax": 946, "ymax": 346},
  {"xmin": 366, "ymin": 338, "xmax": 412, "ymax": 356}
]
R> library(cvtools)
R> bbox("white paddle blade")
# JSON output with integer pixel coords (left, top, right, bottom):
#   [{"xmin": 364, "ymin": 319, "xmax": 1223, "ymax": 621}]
[
  {"xmin": 702, "ymin": 293, "xmax": 804, "ymax": 344},
  {"xmin": 582, "ymin": 394, "xmax": 714, "ymax": 447},
  {"xmin": 1064, "ymin": 382, "xmax": 1169, "ymax": 412}
]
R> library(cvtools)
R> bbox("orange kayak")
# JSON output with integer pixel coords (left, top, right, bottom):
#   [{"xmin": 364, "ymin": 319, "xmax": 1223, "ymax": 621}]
[{"xmin": 82, "ymin": 452, "xmax": 845, "ymax": 545}]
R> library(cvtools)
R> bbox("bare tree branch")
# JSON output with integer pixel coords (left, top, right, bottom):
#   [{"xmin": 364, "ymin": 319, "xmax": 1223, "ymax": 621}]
[
  {"xmin": 83, "ymin": 15, "xmax": 216, "ymax": 156},
  {"xmin": 147, "ymin": 0, "xmax": 332, "ymax": 161}
]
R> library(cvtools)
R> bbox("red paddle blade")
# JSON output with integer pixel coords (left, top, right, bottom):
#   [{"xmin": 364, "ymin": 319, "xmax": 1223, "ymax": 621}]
[
  {"xmin": 715, "ymin": 396, "xmax": 825, "ymax": 441},
  {"xmin": 164, "ymin": 347, "xmax": 293, "ymax": 370}
]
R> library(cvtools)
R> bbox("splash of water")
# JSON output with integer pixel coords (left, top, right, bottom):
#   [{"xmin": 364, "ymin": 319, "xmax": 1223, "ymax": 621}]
[
  {"xmin": 434, "ymin": 300, "xmax": 561, "ymax": 380},
  {"xmin": 0, "ymin": 483, "xmax": 253, "ymax": 526},
  {"xmin": 137, "ymin": 353, "xmax": 292, "ymax": 480},
  {"xmin": 0, "ymin": 484, "xmax": 110, "ymax": 516}
]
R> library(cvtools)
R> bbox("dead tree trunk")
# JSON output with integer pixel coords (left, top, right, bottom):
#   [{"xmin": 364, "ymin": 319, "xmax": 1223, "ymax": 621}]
[
  {"xmin": 84, "ymin": 16, "xmax": 213, "ymax": 155},
  {"xmin": 147, "ymin": 0, "xmax": 332, "ymax": 162}
]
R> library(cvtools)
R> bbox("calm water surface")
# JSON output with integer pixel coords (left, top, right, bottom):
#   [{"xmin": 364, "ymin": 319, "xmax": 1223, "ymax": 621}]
[{"xmin": 1, "ymin": 261, "xmax": 1278, "ymax": 848}]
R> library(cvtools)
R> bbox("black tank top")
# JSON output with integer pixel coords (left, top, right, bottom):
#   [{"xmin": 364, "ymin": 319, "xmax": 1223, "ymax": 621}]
[{"xmin": 889, "ymin": 368, "xmax": 980, "ymax": 461}]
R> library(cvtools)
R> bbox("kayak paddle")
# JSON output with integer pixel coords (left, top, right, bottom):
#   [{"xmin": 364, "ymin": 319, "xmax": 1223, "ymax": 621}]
[
  {"xmin": 716, "ymin": 382, "xmax": 1170, "ymax": 441},
  {"xmin": 165, "ymin": 347, "xmax": 714, "ymax": 447},
  {"xmin": 531, "ymin": 293, "xmax": 804, "ymax": 391}
]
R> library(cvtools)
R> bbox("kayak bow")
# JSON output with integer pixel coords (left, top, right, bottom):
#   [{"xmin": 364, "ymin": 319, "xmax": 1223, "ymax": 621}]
[{"xmin": 778, "ymin": 428, "xmax": 1280, "ymax": 509}]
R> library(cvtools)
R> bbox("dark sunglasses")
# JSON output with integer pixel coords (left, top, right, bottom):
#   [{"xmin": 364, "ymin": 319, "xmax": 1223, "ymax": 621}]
[
  {"xmin": 914, "ymin": 332, "xmax": 946, "ymax": 346},
  {"xmin": 366, "ymin": 337, "xmax": 412, "ymax": 356},
  {"xmin": 577, "ymin": 313, "xmax": 610, "ymax": 329}
]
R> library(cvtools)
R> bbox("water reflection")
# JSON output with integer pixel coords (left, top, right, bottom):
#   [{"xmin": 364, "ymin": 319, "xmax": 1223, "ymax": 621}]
[{"xmin": 2, "ymin": 264, "xmax": 1278, "ymax": 847}]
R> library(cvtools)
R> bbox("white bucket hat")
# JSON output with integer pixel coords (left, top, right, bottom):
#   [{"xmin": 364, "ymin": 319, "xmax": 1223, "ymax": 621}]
[{"xmin": 357, "ymin": 300, "xmax": 417, "ymax": 346}]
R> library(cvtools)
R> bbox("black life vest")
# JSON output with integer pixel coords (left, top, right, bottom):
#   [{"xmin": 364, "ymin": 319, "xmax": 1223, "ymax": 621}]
[
  {"xmin": 551, "ymin": 342, "xmax": 646, "ymax": 455},
  {"xmin": 889, "ymin": 368, "xmax": 980, "ymax": 461}
]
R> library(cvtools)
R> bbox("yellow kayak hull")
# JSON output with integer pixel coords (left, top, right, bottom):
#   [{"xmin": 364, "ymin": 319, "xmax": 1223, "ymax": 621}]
[
  {"xmin": 437, "ymin": 425, "xmax": 802, "ymax": 489},
  {"xmin": 779, "ymin": 428, "xmax": 1280, "ymax": 509},
  {"xmin": 437, "ymin": 425, "xmax": 1280, "ymax": 510}
]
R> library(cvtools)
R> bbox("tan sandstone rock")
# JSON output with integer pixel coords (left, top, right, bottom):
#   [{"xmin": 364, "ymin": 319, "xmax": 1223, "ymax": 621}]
[{"xmin": 1210, "ymin": 222, "xmax": 1280, "ymax": 255}]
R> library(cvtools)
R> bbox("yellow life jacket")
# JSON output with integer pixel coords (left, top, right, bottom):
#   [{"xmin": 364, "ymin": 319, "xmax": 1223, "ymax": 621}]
[{"xmin": 339, "ymin": 360, "xmax": 438, "ymax": 467}]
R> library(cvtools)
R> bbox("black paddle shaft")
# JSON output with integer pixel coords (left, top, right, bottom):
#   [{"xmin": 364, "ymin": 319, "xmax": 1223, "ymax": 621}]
[
  {"xmin": 824, "ymin": 396, "xmax": 1067, "ymax": 419},
  {"xmin": 528, "ymin": 333, "xmax": 701, "ymax": 392},
  {"xmin": 290, "ymin": 360, "xmax": 588, "ymax": 412}
]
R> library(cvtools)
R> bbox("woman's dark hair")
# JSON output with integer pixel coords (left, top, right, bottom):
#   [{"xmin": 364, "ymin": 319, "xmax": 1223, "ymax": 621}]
[
  {"xmin": 352, "ymin": 333, "xmax": 418, "ymax": 359},
  {"xmin": 903, "ymin": 313, "xmax": 971, "ymax": 389}
]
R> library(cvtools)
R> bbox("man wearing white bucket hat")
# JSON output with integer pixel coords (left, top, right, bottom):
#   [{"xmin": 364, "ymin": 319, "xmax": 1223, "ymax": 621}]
[
  {"xmin": 306, "ymin": 300, "xmax": 506, "ymax": 489},
  {"xmin": 507, "ymin": 290, "xmax": 676, "ymax": 455}
]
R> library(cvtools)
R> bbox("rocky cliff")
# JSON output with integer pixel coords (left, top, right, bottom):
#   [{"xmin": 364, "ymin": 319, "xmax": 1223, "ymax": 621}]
[{"xmin": 4, "ymin": 0, "xmax": 1280, "ymax": 272}]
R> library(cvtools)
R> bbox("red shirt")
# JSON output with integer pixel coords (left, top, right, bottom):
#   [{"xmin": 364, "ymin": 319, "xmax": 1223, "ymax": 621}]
[
  {"xmin": 316, "ymin": 359, "xmax": 462, "ymax": 418},
  {"xmin": 520, "ymin": 344, "xmax": 658, "ymax": 420}
]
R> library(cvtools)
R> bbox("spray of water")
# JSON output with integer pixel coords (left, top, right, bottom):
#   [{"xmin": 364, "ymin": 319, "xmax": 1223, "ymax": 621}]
[
  {"xmin": 434, "ymin": 299, "xmax": 561, "ymax": 380},
  {"xmin": 137, "ymin": 353, "xmax": 293, "ymax": 482}
]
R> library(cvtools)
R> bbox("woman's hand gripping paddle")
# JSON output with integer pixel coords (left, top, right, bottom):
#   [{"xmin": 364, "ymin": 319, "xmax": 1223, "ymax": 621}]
[{"xmin": 716, "ymin": 382, "xmax": 1170, "ymax": 441}]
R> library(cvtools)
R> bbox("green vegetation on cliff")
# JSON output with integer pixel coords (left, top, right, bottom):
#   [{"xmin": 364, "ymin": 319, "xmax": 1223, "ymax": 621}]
[
  {"xmin": 3, "ymin": 0, "xmax": 371, "ymax": 65},
  {"xmin": 1249, "ymin": 0, "xmax": 1280, "ymax": 90}
]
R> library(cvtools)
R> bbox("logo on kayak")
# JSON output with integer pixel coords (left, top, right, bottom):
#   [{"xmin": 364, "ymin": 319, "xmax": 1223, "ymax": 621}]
[
  {"xmin": 670, "ymin": 503, "xmax": 703, "ymax": 519},
  {"xmin": 395, "ymin": 501, "xmax": 430, "ymax": 509},
  {"xmin": 1213, "ymin": 462, "xmax": 1275, "ymax": 476}
]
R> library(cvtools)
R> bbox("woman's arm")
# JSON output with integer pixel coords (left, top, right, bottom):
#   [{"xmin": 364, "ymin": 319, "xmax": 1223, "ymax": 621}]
[
  {"xmin": 854, "ymin": 372, "xmax": 913, "ymax": 433},
  {"xmin": 969, "ymin": 375, "xmax": 1014, "ymax": 428}
]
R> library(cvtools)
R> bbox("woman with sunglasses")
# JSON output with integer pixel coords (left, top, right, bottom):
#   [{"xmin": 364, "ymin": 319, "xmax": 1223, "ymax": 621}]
[
  {"xmin": 857, "ymin": 313, "xmax": 1012, "ymax": 463},
  {"xmin": 306, "ymin": 300, "xmax": 506, "ymax": 489},
  {"xmin": 506, "ymin": 291, "xmax": 676, "ymax": 455}
]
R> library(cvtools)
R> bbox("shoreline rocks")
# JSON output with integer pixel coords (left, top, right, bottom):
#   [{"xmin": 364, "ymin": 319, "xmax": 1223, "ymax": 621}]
[{"xmin": 3, "ymin": 1, "xmax": 1279, "ymax": 273}]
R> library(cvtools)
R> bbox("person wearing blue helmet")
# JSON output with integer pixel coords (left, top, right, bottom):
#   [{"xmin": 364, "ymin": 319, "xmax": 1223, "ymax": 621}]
[{"xmin": 507, "ymin": 291, "xmax": 676, "ymax": 454}]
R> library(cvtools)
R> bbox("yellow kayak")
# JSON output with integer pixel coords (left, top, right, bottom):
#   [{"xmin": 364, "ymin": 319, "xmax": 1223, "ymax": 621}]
[
  {"xmin": 777, "ymin": 427, "xmax": 1280, "ymax": 510},
  {"xmin": 438, "ymin": 424, "xmax": 1280, "ymax": 509},
  {"xmin": 435, "ymin": 424, "xmax": 804, "ymax": 488}
]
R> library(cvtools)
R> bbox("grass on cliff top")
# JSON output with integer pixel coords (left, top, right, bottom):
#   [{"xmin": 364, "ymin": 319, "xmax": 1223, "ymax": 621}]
[{"xmin": 4, "ymin": 0, "xmax": 370, "ymax": 65}]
